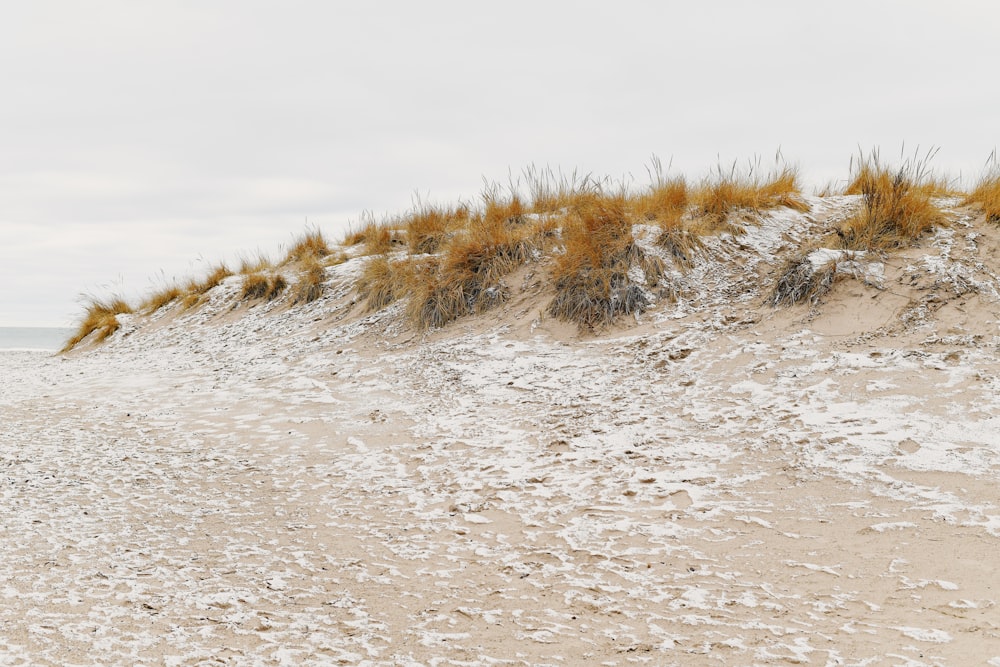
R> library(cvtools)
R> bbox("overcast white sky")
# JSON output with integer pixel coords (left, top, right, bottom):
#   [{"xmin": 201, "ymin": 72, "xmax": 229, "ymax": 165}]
[{"xmin": 2, "ymin": 1, "xmax": 999, "ymax": 327}]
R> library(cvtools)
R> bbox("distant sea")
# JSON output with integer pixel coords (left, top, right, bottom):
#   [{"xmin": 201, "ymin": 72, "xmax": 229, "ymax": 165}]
[{"xmin": 0, "ymin": 327, "xmax": 73, "ymax": 352}]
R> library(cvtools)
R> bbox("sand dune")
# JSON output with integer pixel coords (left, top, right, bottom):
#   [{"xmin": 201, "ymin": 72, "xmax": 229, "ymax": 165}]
[{"xmin": 3, "ymin": 196, "xmax": 1000, "ymax": 665}]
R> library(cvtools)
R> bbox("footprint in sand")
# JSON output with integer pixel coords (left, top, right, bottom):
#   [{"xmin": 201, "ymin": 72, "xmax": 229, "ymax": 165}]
[{"xmin": 669, "ymin": 490, "xmax": 693, "ymax": 510}]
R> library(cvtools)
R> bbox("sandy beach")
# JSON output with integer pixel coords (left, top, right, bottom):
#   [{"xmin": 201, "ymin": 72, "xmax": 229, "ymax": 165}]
[{"xmin": 3, "ymin": 196, "xmax": 1000, "ymax": 666}]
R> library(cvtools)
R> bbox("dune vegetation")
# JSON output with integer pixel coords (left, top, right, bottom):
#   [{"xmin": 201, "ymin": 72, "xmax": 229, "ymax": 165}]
[
  {"xmin": 63, "ymin": 150, "xmax": 996, "ymax": 351},
  {"xmin": 836, "ymin": 149, "xmax": 951, "ymax": 251},
  {"xmin": 62, "ymin": 296, "xmax": 134, "ymax": 351},
  {"xmin": 963, "ymin": 152, "xmax": 1000, "ymax": 223}
]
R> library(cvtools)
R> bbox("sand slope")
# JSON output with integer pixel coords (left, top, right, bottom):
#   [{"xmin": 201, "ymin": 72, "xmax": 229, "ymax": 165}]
[{"xmin": 3, "ymin": 197, "xmax": 1000, "ymax": 665}]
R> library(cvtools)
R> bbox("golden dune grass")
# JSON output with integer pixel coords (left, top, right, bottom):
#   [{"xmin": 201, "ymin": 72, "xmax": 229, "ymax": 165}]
[
  {"xmin": 67, "ymin": 151, "xmax": 1000, "ymax": 349},
  {"xmin": 837, "ymin": 150, "xmax": 945, "ymax": 250},
  {"xmin": 963, "ymin": 158, "xmax": 1000, "ymax": 223},
  {"xmin": 62, "ymin": 296, "xmax": 134, "ymax": 351}
]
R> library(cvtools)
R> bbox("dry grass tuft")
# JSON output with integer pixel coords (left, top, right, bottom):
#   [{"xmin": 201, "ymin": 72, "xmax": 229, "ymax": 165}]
[
  {"xmin": 343, "ymin": 214, "xmax": 401, "ymax": 255},
  {"xmin": 241, "ymin": 272, "xmax": 287, "ymax": 301},
  {"xmin": 173, "ymin": 263, "xmax": 235, "ymax": 311},
  {"xmin": 239, "ymin": 253, "xmax": 272, "ymax": 275},
  {"xmin": 837, "ymin": 150, "xmax": 944, "ymax": 250},
  {"xmin": 691, "ymin": 161, "xmax": 808, "ymax": 233},
  {"xmin": 358, "ymin": 185, "xmax": 561, "ymax": 328},
  {"xmin": 845, "ymin": 150, "xmax": 955, "ymax": 199},
  {"xmin": 285, "ymin": 229, "xmax": 331, "ymax": 263},
  {"xmin": 62, "ymin": 296, "xmax": 133, "ymax": 351},
  {"xmin": 356, "ymin": 255, "xmax": 410, "ymax": 311},
  {"xmin": 633, "ymin": 177, "xmax": 689, "ymax": 226},
  {"xmin": 757, "ymin": 167, "xmax": 811, "ymax": 212},
  {"xmin": 141, "ymin": 285, "xmax": 184, "ymax": 313},
  {"xmin": 769, "ymin": 252, "xmax": 837, "ymax": 306},
  {"xmin": 523, "ymin": 165, "xmax": 603, "ymax": 214},
  {"xmin": 192, "ymin": 264, "xmax": 233, "ymax": 295},
  {"xmin": 655, "ymin": 228, "xmax": 704, "ymax": 267},
  {"xmin": 403, "ymin": 204, "xmax": 470, "ymax": 255},
  {"xmin": 963, "ymin": 156, "xmax": 1000, "ymax": 223},
  {"xmin": 291, "ymin": 256, "xmax": 327, "ymax": 304},
  {"xmin": 405, "ymin": 203, "xmax": 539, "ymax": 329},
  {"xmin": 482, "ymin": 187, "xmax": 529, "ymax": 227},
  {"xmin": 547, "ymin": 193, "xmax": 655, "ymax": 328},
  {"xmin": 179, "ymin": 292, "xmax": 202, "ymax": 310}
]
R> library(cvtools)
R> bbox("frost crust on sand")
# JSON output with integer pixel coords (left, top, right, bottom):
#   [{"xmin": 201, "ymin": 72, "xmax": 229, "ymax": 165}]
[{"xmin": 4, "ymin": 198, "xmax": 1000, "ymax": 664}]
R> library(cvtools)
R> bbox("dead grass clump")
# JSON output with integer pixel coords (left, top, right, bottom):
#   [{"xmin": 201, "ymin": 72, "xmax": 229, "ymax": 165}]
[
  {"xmin": 482, "ymin": 188, "xmax": 529, "ymax": 227},
  {"xmin": 239, "ymin": 253, "xmax": 272, "ymax": 275},
  {"xmin": 523, "ymin": 165, "xmax": 603, "ymax": 214},
  {"xmin": 655, "ymin": 228, "xmax": 704, "ymax": 267},
  {"xmin": 241, "ymin": 272, "xmax": 287, "ymax": 301},
  {"xmin": 837, "ymin": 150, "xmax": 944, "ymax": 250},
  {"xmin": 174, "ymin": 263, "xmax": 234, "ymax": 311},
  {"xmin": 357, "ymin": 255, "xmax": 406, "ymax": 311},
  {"xmin": 633, "ymin": 177, "xmax": 689, "ymax": 226},
  {"xmin": 547, "ymin": 194, "xmax": 655, "ymax": 328},
  {"xmin": 406, "ymin": 272, "xmax": 484, "ymax": 329},
  {"xmin": 285, "ymin": 229, "xmax": 331, "ymax": 263},
  {"xmin": 769, "ymin": 252, "xmax": 837, "ymax": 306},
  {"xmin": 141, "ymin": 285, "xmax": 183, "ymax": 313},
  {"xmin": 394, "ymin": 187, "xmax": 544, "ymax": 329},
  {"xmin": 963, "ymin": 157, "xmax": 1000, "ymax": 222},
  {"xmin": 404, "ymin": 204, "xmax": 470, "ymax": 255},
  {"xmin": 405, "ymin": 209, "xmax": 538, "ymax": 329},
  {"xmin": 632, "ymin": 159, "xmax": 703, "ymax": 268},
  {"xmin": 343, "ymin": 214, "xmax": 401, "ymax": 255},
  {"xmin": 62, "ymin": 296, "xmax": 133, "ymax": 351},
  {"xmin": 691, "ymin": 162, "xmax": 808, "ymax": 233},
  {"xmin": 845, "ymin": 151, "xmax": 955, "ymax": 199},
  {"xmin": 291, "ymin": 256, "xmax": 327, "ymax": 304},
  {"xmin": 192, "ymin": 263, "xmax": 233, "ymax": 294},
  {"xmin": 757, "ymin": 167, "xmax": 811, "ymax": 212}
]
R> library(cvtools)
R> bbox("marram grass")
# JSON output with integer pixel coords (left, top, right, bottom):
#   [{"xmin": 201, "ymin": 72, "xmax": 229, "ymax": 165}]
[{"xmin": 64, "ymin": 151, "xmax": 999, "ymax": 350}]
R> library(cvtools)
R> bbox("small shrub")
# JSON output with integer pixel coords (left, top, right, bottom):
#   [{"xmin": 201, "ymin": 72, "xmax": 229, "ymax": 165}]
[{"xmin": 62, "ymin": 296, "xmax": 133, "ymax": 351}]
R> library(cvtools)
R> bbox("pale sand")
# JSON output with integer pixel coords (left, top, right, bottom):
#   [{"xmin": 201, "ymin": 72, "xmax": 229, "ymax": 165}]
[{"xmin": 2, "ymin": 196, "xmax": 1000, "ymax": 665}]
